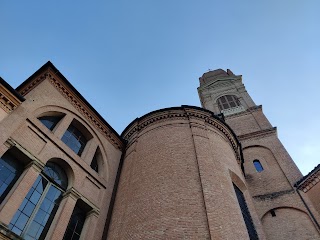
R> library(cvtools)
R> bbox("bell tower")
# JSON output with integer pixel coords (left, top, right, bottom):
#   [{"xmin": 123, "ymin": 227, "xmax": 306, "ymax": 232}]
[{"xmin": 198, "ymin": 69, "xmax": 320, "ymax": 240}]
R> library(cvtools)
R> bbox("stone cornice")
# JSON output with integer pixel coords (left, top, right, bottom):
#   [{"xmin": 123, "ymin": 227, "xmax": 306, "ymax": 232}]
[
  {"xmin": 122, "ymin": 106, "xmax": 242, "ymax": 165},
  {"xmin": 17, "ymin": 68, "xmax": 123, "ymax": 150},
  {"xmin": 0, "ymin": 84, "xmax": 22, "ymax": 113}
]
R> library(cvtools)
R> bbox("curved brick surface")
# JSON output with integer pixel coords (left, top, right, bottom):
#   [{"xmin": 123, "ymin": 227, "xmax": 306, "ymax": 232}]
[{"xmin": 108, "ymin": 107, "xmax": 253, "ymax": 239}]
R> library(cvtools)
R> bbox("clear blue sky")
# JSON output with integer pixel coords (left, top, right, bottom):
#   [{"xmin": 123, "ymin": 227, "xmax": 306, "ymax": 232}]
[{"xmin": 1, "ymin": 1, "xmax": 319, "ymax": 175}]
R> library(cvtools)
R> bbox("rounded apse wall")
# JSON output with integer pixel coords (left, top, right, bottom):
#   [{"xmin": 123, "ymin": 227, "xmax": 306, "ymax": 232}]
[{"xmin": 108, "ymin": 106, "xmax": 253, "ymax": 239}]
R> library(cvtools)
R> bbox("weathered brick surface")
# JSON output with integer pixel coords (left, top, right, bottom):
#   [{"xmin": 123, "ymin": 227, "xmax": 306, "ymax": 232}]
[
  {"xmin": 0, "ymin": 73, "xmax": 122, "ymax": 240},
  {"xmin": 224, "ymin": 102, "xmax": 320, "ymax": 239},
  {"xmin": 1, "ymin": 65, "xmax": 320, "ymax": 240},
  {"xmin": 306, "ymin": 183, "xmax": 320, "ymax": 215},
  {"xmin": 108, "ymin": 108, "xmax": 259, "ymax": 239},
  {"xmin": 262, "ymin": 207, "xmax": 319, "ymax": 240}
]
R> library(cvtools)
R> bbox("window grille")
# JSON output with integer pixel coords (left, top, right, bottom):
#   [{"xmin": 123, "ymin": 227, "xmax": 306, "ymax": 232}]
[{"xmin": 217, "ymin": 95, "xmax": 241, "ymax": 110}]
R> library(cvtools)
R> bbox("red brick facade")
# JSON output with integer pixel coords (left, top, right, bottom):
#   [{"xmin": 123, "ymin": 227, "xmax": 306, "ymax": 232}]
[{"xmin": 0, "ymin": 64, "xmax": 319, "ymax": 239}]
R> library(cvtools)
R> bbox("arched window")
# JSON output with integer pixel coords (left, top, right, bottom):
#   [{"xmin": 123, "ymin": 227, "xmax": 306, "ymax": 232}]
[
  {"xmin": 9, "ymin": 162, "xmax": 68, "ymax": 240},
  {"xmin": 217, "ymin": 95, "xmax": 241, "ymax": 111},
  {"xmin": 253, "ymin": 160, "xmax": 264, "ymax": 172},
  {"xmin": 0, "ymin": 153, "xmax": 22, "ymax": 204},
  {"xmin": 61, "ymin": 120, "xmax": 91, "ymax": 156},
  {"xmin": 38, "ymin": 115, "xmax": 63, "ymax": 131},
  {"xmin": 63, "ymin": 204, "xmax": 86, "ymax": 240}
]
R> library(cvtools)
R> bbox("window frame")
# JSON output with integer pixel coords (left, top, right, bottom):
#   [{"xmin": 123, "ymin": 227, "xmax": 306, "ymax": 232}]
[
  {"xmin": 217, "ymin": 95, "xmax": 241, "ymax": 111},
  {"xmin": 63, "ymin": 204, "xmax": 86, "ymax": 240},
  {"xmin": 61, "ymin": 124, "xmax": 89, "ymax": 156},
  {"xmin": 253, "ymin": 160, "xmax": 264, "ymax": 172},
  {"xmin": 8, "ymin": 163, "xmax": 68, "ymax": 240},
  {"xmin": 233, "ymin": 184, "xmax": 259, "ymax": 240},
  {"xmin": 38, "ymin": 116, "xmax": 63, "ymax": 131},
  {"xmin": 0, "ymin": 153, "xmax": 23, "ymax": 204}
]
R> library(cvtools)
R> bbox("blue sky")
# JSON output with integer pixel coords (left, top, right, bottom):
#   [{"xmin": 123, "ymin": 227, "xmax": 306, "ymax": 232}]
[{"xmin": 1, "ymin": 1, "xmax": 319, "ymax": 175}]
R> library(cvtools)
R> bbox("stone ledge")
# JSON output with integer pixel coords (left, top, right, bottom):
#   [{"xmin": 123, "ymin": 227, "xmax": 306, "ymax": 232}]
[{"xmin": 0, "ymin": 223, "xmax": 23, "ymax": 240}]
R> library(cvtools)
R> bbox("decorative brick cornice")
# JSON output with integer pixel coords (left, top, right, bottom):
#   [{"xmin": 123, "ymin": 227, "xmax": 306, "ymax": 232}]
[
  {"xmin": 18, "ymin": 73, "xmax": 47, "ymax": 96},
  {"xmin": 0, "ymin": 85, "xmax": 22, "ymax": 113},
  {"xmin": 253, "ymin": 189, "xmax": 295, "ymax": 200},
  {"xmin": 238, "ymin": 127, "xmax": 277, "ymax": 141},
  {"xmin": 296, "ymin": 165, "xmax": 320, "ymax": 192},
  {"xmin": 18, "ymin": 69, "xmax": 123, "ymax": 150},
  {"xmin": 124, "ymin": 110, "xmax": 188, "ymax": 140},
  {"xmin": 122, "ymin": 107, "xmax": 242, "ymax": 164}
]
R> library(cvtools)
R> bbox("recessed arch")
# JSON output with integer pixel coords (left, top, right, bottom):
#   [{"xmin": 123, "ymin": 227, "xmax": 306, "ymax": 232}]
[
  {"xmin": 253, "ymin": 159, "xmax": 264, "ymax": 172},
  {"xmin": 32, "ymin": 105, "xmax": 110, "ymax": 181},
  {"xmin": 261, "ymin": 206, "xmax": 308, "ymax": 220},
  {"xmin": 261, "ymin": 207, "xmax": 320, "ymax": 239},
  {"xmin": 46, "ymin": 158, "xmax": 75, "ymax": 189},
  {"xmin": 8, "ymin": 161, "xmax": 70, "ymax": 239},
  {"xmin": 242, "ymin": 145, "xmax": 274, "ymax": 169},
  {"xmin": 34, "ymin": 106, "xmax": 99, "ymax": 140},
  {"xmin": 242, "ymin": 144, "xmax": 272, "ymax": 152},
  {"xmin": 229, "ymin": 169, "xmax": 247, "ymax": 192}
]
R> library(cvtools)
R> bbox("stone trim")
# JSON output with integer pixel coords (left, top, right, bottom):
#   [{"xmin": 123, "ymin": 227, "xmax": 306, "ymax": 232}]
[
  {"xmin": 0, "ymin": 85, "xmax": 22, "ymax": 113},
  {"xmin": 18, "ymin": 69, "xmax": 123, "ymax": 150},
  {"xmin": 5, "ymin": 138, "xmax": 45, "ymax": 171},
  {"xmin": 0, "ymin": 222, "xmax": 23, "ymax": 240},
  {"xmin": 63, "ymin": 187, "xmax": 100, "ymax": 216},
  {"xmin": 63, "ymin": 187, "xmax": 82, "ymax": 200}
]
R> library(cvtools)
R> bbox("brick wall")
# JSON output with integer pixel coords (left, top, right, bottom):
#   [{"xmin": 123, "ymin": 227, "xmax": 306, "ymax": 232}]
[{"xmin": 108, "ymin": 107, "xmax": 260, "ymax": 239}]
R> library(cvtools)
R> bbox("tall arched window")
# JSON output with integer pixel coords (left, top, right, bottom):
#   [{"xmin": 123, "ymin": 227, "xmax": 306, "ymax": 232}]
[
  {"xmin": 0, "ymin": 153, "xmax": 22, "ymax": 204},
  {"xmin": 253, "ymin": 160, "xmax": 264, "ymax": 172},
  {"xmin": 9, "ymin": 162, "xmax": 68, "ymax": 240},
  {"xmin": 217, "ymin": 95, "xmax": 241, "ymax": 111}
]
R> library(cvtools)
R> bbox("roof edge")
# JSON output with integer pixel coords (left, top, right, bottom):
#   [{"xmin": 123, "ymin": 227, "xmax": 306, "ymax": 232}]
[
  {"xmin": 16, "ymin": 61, "xmax": 124, "ymax": 145},
  {"xmin": 0, "ymin": 77, "xmax": 25, "ymax": 102}
]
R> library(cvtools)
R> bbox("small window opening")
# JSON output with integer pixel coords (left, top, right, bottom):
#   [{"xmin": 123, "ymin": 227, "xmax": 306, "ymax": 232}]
[
  {"xmin": 270, "ymin": 209, "xmax": 276, "ymax": 217},
  {"xmin": 253, "ymin": 160, "xmax": 264, "ymax": 172}
]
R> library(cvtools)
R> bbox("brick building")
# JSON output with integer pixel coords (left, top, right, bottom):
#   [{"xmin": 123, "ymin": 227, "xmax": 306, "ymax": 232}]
[{"xmin": 0, "ymin": 62, "xmax": 319, "ymax": 240}]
